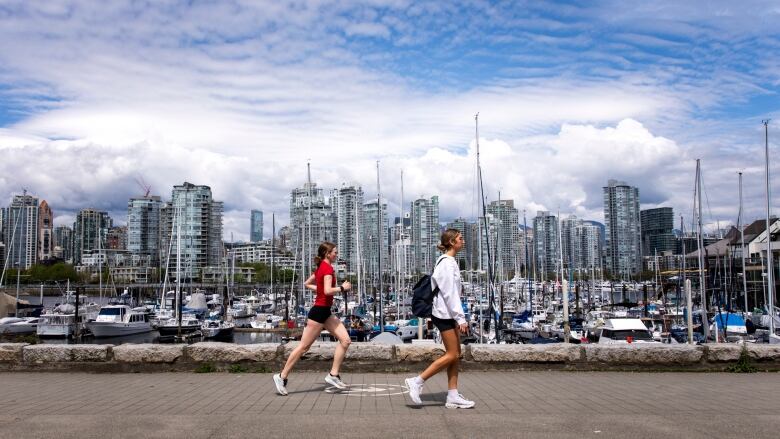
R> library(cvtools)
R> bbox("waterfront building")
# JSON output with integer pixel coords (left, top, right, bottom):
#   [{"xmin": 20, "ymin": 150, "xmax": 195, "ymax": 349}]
[
  {"xmin": 38, "ymin": 200, "xmax": 53, "ymax": 262},
  {"xmin": 363, "ymin": 199, "xmax": 388, "ymax": 283},
  {"xmin": 227, "ymin": 241, "xmax": 297, "ymax": 271},
  {"xmin": 330, "ymin": 185, "xmax": 363, "ymax": 274},
  {"xmin": 640, "ymin": 207, "xmax": 676, "ymax": 257},
  {"xmin": 410, "ymin": 195, "xmax": 439, "ymax": 274},
  {"xmin": 560, "ymin": 215, "xmax": 581, "ymax": 269},
  {"xmin": 53, "ymin": 225, "xmax": 73, "ymax": 262},
  {"xmin": 160, "ymin": 182, "xmax": 223, "ymax": 281},
  {"xmin": 73, "ymin": 209, "xmax": 113, "ymax": 266},
  {"xmin": 107, "ymin": 226, "xmax": 128, "ymax": 250},
  {"xmin": 486, "ymin": 200, "xmax": 520, "ymax": 276},
  {"xmin": 291, "ymin": 182, "xmax": 335, "ymax": 275},
  {"xmin": 575, "ymin": 222, "xmax": 603, "ymax": 274},
  {"xmin": 2, "ymin": 193, "xmax": 40, "ymax": 270},
  {"xmin": 518, "ymin": 225, "xmax": 535, "ymax": 276},
  {"xmin": 445, "ymin": 217, "xmax": 470, "ymax": 268},
  {"xmin": 250, "ymin": 210, "xmax": 263, "ymax": 242},
  {"xmin": 391, "ymin": 214, "xmax": 413, "ymax": 280},
  {"xmin": 127, "ymin": 195, "xmax": 162, "ymax": 266},
  {"xmin": 533, "ymin": 211, "xmax": 559, "ymax": 279},
  {"xmin": 603, "ymin": 179, "xmax": 641, "ymax": 279}
]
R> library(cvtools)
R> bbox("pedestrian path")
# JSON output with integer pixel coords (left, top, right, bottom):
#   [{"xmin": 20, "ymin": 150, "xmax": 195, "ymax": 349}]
[{"xmin": 0, "ymin": 371, "xmax": 779, "ymax": 438}]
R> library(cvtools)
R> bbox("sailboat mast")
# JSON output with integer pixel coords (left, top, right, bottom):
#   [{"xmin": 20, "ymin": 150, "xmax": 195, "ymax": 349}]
[
  {"xmin": 306, "ymin": 161, "xmax": 313, "ymax": 307},
  {"xmin": 524, "ymin": 210, "xmax": 532, "ymax": 310},
  {"xmin": 558, "ymin": 209, "xmax": 570, "ymax": 342},
  {"xmin": 377, "ymin": 160, "xmax": 384, "ymax": 332},
  {"xmin": 696, "ymin": 159, "xmax": 710, "ymax": 339},
  {"xmin": 739, "ymin": 172, "xmax": 748, "ymax": 314},
  {"xmin": 763, "ymin": 120, "xmax": 775, "ymax": 336},
  {"xmin": 398, "ymin": 169, "xmax": 404, "ymax": 319},
  {"xmin": 475, "ymin": 112, "xmax": 499, "ymax": 339}
]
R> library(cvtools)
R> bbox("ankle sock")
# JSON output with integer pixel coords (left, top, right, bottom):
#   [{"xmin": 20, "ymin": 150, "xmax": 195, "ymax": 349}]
[
  {"xmin": 448, "ymin": 389, "xmax": 459, "ymax": 399},
  {"xmin": 413, "ymin": 376, "xmax": 424, "ymax": 385}
]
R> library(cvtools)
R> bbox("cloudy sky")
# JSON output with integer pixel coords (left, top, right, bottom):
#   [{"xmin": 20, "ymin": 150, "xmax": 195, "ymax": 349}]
[{"xmin": 0, "ymin": 0, "xmax": 779, "ymax": 240}]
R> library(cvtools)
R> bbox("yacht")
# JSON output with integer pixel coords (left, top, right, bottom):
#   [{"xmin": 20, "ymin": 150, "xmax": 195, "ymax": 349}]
[
  {"xmin": 202, "ymin": 319, "xmax": 235, "ymax": 339},
  {"xmin": 37, "ymin": 294, "xmax": 100, "ymax": 338},
  {"xmin": 85, "ymin": 305, "xmax": 153, "ymax": 337},
  {"xmin": 597, "ymin": 318, "xmax": 660, "ymax": 344},
  {"xmin": 157, "ymin": 315, "xmax": 201, "ymax": 336},
  {"xmin": 0, "ymin": 317, "xmax": 39, "ymax": 335}
]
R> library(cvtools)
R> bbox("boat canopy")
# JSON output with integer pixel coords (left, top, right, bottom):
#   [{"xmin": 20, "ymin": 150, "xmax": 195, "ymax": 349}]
[{"xmin": 712, "ymin": 313, "xmax": 746, "ymax": 327}]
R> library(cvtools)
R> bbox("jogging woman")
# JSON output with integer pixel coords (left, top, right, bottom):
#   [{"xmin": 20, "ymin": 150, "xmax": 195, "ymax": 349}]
[
  {"xmin": 405, "ymin": 229, "xmax": 475, "ymax": 409},
  {"xmin": 273, "ymin": 241, "xmax": 352, "ymax": 395}
]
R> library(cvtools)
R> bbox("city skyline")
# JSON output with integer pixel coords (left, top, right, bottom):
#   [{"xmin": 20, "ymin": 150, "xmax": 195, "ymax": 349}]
[{"xmin": 0, "ymin": 2, "xmax": 778, "ymax": 242}]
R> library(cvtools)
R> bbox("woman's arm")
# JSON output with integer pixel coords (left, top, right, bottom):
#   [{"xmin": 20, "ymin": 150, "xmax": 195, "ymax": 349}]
[
  {"xmin": 304, "ymin": 273, "xmax": 316, "ymax": 291},
  {"xmin": 323, "ymin": 275, "xmax": 352, "ymax": 296}
]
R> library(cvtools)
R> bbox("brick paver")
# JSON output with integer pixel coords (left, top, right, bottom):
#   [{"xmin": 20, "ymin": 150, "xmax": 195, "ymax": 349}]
[{"xmin": 0, "ymin": 371, "xmax": 779, "ymax": 438}]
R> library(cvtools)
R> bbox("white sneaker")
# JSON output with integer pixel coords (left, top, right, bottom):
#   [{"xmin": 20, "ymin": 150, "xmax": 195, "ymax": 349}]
[
  {"xmin": 405, "ymin": 377, "xmax": 423, "ymax": 405},
  {"xmin": 445, "ymin": 393, "xmax": 475, "ymax": 409},
  {"xmin": 273, "ymin": 374, "xmax": 288, "ymax": 396},
  {"xmin": 325, "ymin": 373, "xmax": 347, "ymax": 389}
]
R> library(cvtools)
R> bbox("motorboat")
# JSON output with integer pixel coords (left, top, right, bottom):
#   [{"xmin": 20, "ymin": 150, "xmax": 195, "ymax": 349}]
[
  {"xmin": 37, "ymin": 294, "xmax": 100, "ymax": 338},
  {"xmin": 202, "ymin": 319, "xmax": 235, "ymax": 339},
  {"xmin": 0, "ymin": 317, "xmax": 39, "ymax": 335},
  {"xmin": 85, "ymin": 305, "xmax": 153, "ymax": 337},
  {"xmin": 157, "ymin": 315, "xmax": 202, "ymax": 336},
  {"xmin": 597, "ymin": 318, "xmax": 660, "ymax": 344}
]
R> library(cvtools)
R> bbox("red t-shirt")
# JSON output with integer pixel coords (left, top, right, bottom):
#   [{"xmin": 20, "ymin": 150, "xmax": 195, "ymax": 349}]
[{"xmin": 314, "ymin": 262, "xmax": 336, "ymax": 307}]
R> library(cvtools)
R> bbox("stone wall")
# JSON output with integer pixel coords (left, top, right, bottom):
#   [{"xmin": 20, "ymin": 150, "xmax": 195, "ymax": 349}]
[{"xmin": 1, "ymin": 342, "xmax": 779, "ymax": 373}]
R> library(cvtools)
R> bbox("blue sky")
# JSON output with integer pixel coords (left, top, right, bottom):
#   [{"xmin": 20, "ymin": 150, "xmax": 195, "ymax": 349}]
[{"xmin": 0, "ymin": 0, "xmax": 778, "ymax": 239}]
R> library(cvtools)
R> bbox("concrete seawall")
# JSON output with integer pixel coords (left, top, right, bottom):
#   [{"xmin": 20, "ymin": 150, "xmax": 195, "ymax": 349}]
[{"xmin": 1, "ymin": 342, "xmax": 780, "ymax": 373}]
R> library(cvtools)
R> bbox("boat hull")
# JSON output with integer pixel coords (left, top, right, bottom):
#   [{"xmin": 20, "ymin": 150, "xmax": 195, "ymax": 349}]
[
  {"xmin": 157, "ymin": 324, "xmax": 200, "ymax": 337},
  {"xmin": 86, "ymin": 322, "xmax": 154, "ymax": 338}
]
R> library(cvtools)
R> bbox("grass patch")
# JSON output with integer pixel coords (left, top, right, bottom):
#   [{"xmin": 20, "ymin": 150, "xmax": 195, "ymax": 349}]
[
  {"xmin": 252, "ymin": 365, "xmax": 272, "ymax": 373},
  {"xmin": 194, "ymin": 363, "xmax": 217, "ymax": 373},
  {"xmin": 228, "ymin": 364, "xmax": 248, "ymax": 374},
  {"xmin": 727, "ymin": 344, "xmax": 757, "ymax": 373}
]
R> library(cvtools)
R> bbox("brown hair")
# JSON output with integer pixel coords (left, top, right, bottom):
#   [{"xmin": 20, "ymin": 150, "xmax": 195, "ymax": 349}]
[
  {"xmin": 437, "ymin": 229, "xmax": 461, "ymax": 252},
  {"xmin": 314, "ymin": 241, "xmax": 337, "ymax": 266}
]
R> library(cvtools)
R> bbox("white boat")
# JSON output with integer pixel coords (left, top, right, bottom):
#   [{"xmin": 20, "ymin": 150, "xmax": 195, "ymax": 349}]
[
  {"xmin": 85, "ymin": 305, "xmax": 153, "ymax": 337},
  {"xmin": 37, "ymin": 298, "xmax": 100, "ymax": 338},
  {"xmin": 202, "ymin": 319, "xmax": 235, "ymax": 339},
  {"xmin": 597, "ymin": 318, "xmax": 660, "ymax": 344},
  {"xmin": 157, "ymin": 315, "xmax": 201, "ymax": 336},
  {"xmin": 0, "ymin": 317, "xmax": 39, "ymax": 335}
]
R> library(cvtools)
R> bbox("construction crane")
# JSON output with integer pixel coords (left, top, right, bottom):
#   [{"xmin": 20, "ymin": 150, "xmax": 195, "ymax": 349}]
[{"xmin": 135, "ymin": 176, "xmax": 152, "ymax": 197}]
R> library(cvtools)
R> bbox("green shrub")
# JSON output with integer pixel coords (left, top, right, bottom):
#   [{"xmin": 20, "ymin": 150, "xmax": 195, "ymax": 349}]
[
  {"xmin": 194, "ymin": 363, "xmax": 217, "ymax": 373},
  {"xmin": 228, "ymin": 364, "xmax": 248, "ymax": 374},
  {"xmin": 727, "ymin": 344, "xmax": 757, "ymax": 373}
]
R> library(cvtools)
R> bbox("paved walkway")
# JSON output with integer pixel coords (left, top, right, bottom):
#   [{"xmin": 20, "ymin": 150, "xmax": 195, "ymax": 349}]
[{"xmin": 1, "ymin": 371, "xmax": 779, "ymax": 438}]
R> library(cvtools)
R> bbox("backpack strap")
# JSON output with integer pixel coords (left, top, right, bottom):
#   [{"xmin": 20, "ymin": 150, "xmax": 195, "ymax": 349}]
[{"xmin": 431, "ymin": 256, "xmax": 447, "ymax": 297}]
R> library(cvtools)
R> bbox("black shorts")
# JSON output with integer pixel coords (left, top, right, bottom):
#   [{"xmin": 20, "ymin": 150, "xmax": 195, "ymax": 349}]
[
  {"xmin": 431, "ymin": 316, "xmax": 458, "ymax": 333},
  {"xmin": 307, "ymin": 306, "xmax": 332, "ymax": 324}
]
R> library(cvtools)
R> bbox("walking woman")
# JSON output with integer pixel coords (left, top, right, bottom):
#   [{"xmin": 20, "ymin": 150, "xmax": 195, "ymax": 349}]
[
  {"xmin": 405, "ymin": 229, "xmax": 475, "ymax": 409},
  {"xmin": 273, "ymin": 241, "xmax": 352, "ymax": 395}
]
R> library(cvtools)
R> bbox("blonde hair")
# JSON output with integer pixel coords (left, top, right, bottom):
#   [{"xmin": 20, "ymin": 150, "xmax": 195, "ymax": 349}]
[
  {"xmin": 314, "ymin": 241, "xmax": 337, "ymax": 266},
  {"xmin": 437, "ymin": 229, "xmax": 461, "ymax": 252}
]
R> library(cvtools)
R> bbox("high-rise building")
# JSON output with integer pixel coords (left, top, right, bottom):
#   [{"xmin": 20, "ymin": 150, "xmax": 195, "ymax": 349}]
[
  {"xmin": 640, "ymin": 207, "xmax": 675, "ymax": 256},
  {"xmin": 410, "ymin": 196, "xmax": 439, "ymax": 274},
  {"xmin": 290, "ymin": 182, "xmax": 335, "ymax": 274},
  {"xmin": 363, "ymin": 199, "xmax": 388, "ymax": 282},
  {"xmin": 107, "ymin": 226, "xmax": 128, "ymax": 250},
  {"xmin": 560, "ymin": 215, "xmax": 581, "ymax": 268},
  {"xmin": 73, "ymin": 208, "xmax": 113, "ymax": 265},
  {"xmin": 603, "ymin": 179, "xmax": 641, "ymax": 278},
  {"xmin": 160, "ymin": 182, "xmax": 223, "ymax": 281},
  {"xmin": 476, "ymin": 213, "xmax": 499, "ymax": 273},
  {"xmin": 330, "ymin": 185, "xmax": 363, "ymax": 274},
  {"xmin": 574, "ymin": 222, "xmax": 602, "ymax": 272},
  {"xmin": 250, "ymin": 210, "xmax": 263, "ymax": 242},
  {"xmin": 38, "ymin": 200, "xmax": 53, "ymax": 262},
  {"xmin": 486, "ymin": 200, "xmax": 520, "ymax": 275},
  {"xmin": 2, "ymin": 193, "xmax": 39, "ymax": 270},
  {"xmin": 533, "ymin": 211, "xmax": 558, "ymax": 279},
  {"xmin": 518, "ymin": 225, "xmax": 534, "ymax": 275},
  {"xmin": 445, "ymin": 217, "xmax": 470, "ymax": 268},
  {"xmin": 391, "ymin": 214, "xmax": 413, "ymax": 278},
  {"xmin": 53, "ymin": 225, "xmax": 73, "ymax": 262},
  {"xmin": 127, "ymin": 195, "xmax": 162, "ymax": 266}
]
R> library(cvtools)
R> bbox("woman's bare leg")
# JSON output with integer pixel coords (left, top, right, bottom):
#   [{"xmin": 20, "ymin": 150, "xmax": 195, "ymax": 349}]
[
  {"xmin": 419, "ymin": 329, "xmax": 460, "ymax": 381},
  {"xmin": 281, "ymin": 319, "xmax": 323, "ymax": 378},
  {"xmin": 324, "ymin": 315, "xmax": 351, "ymax": 375}
]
